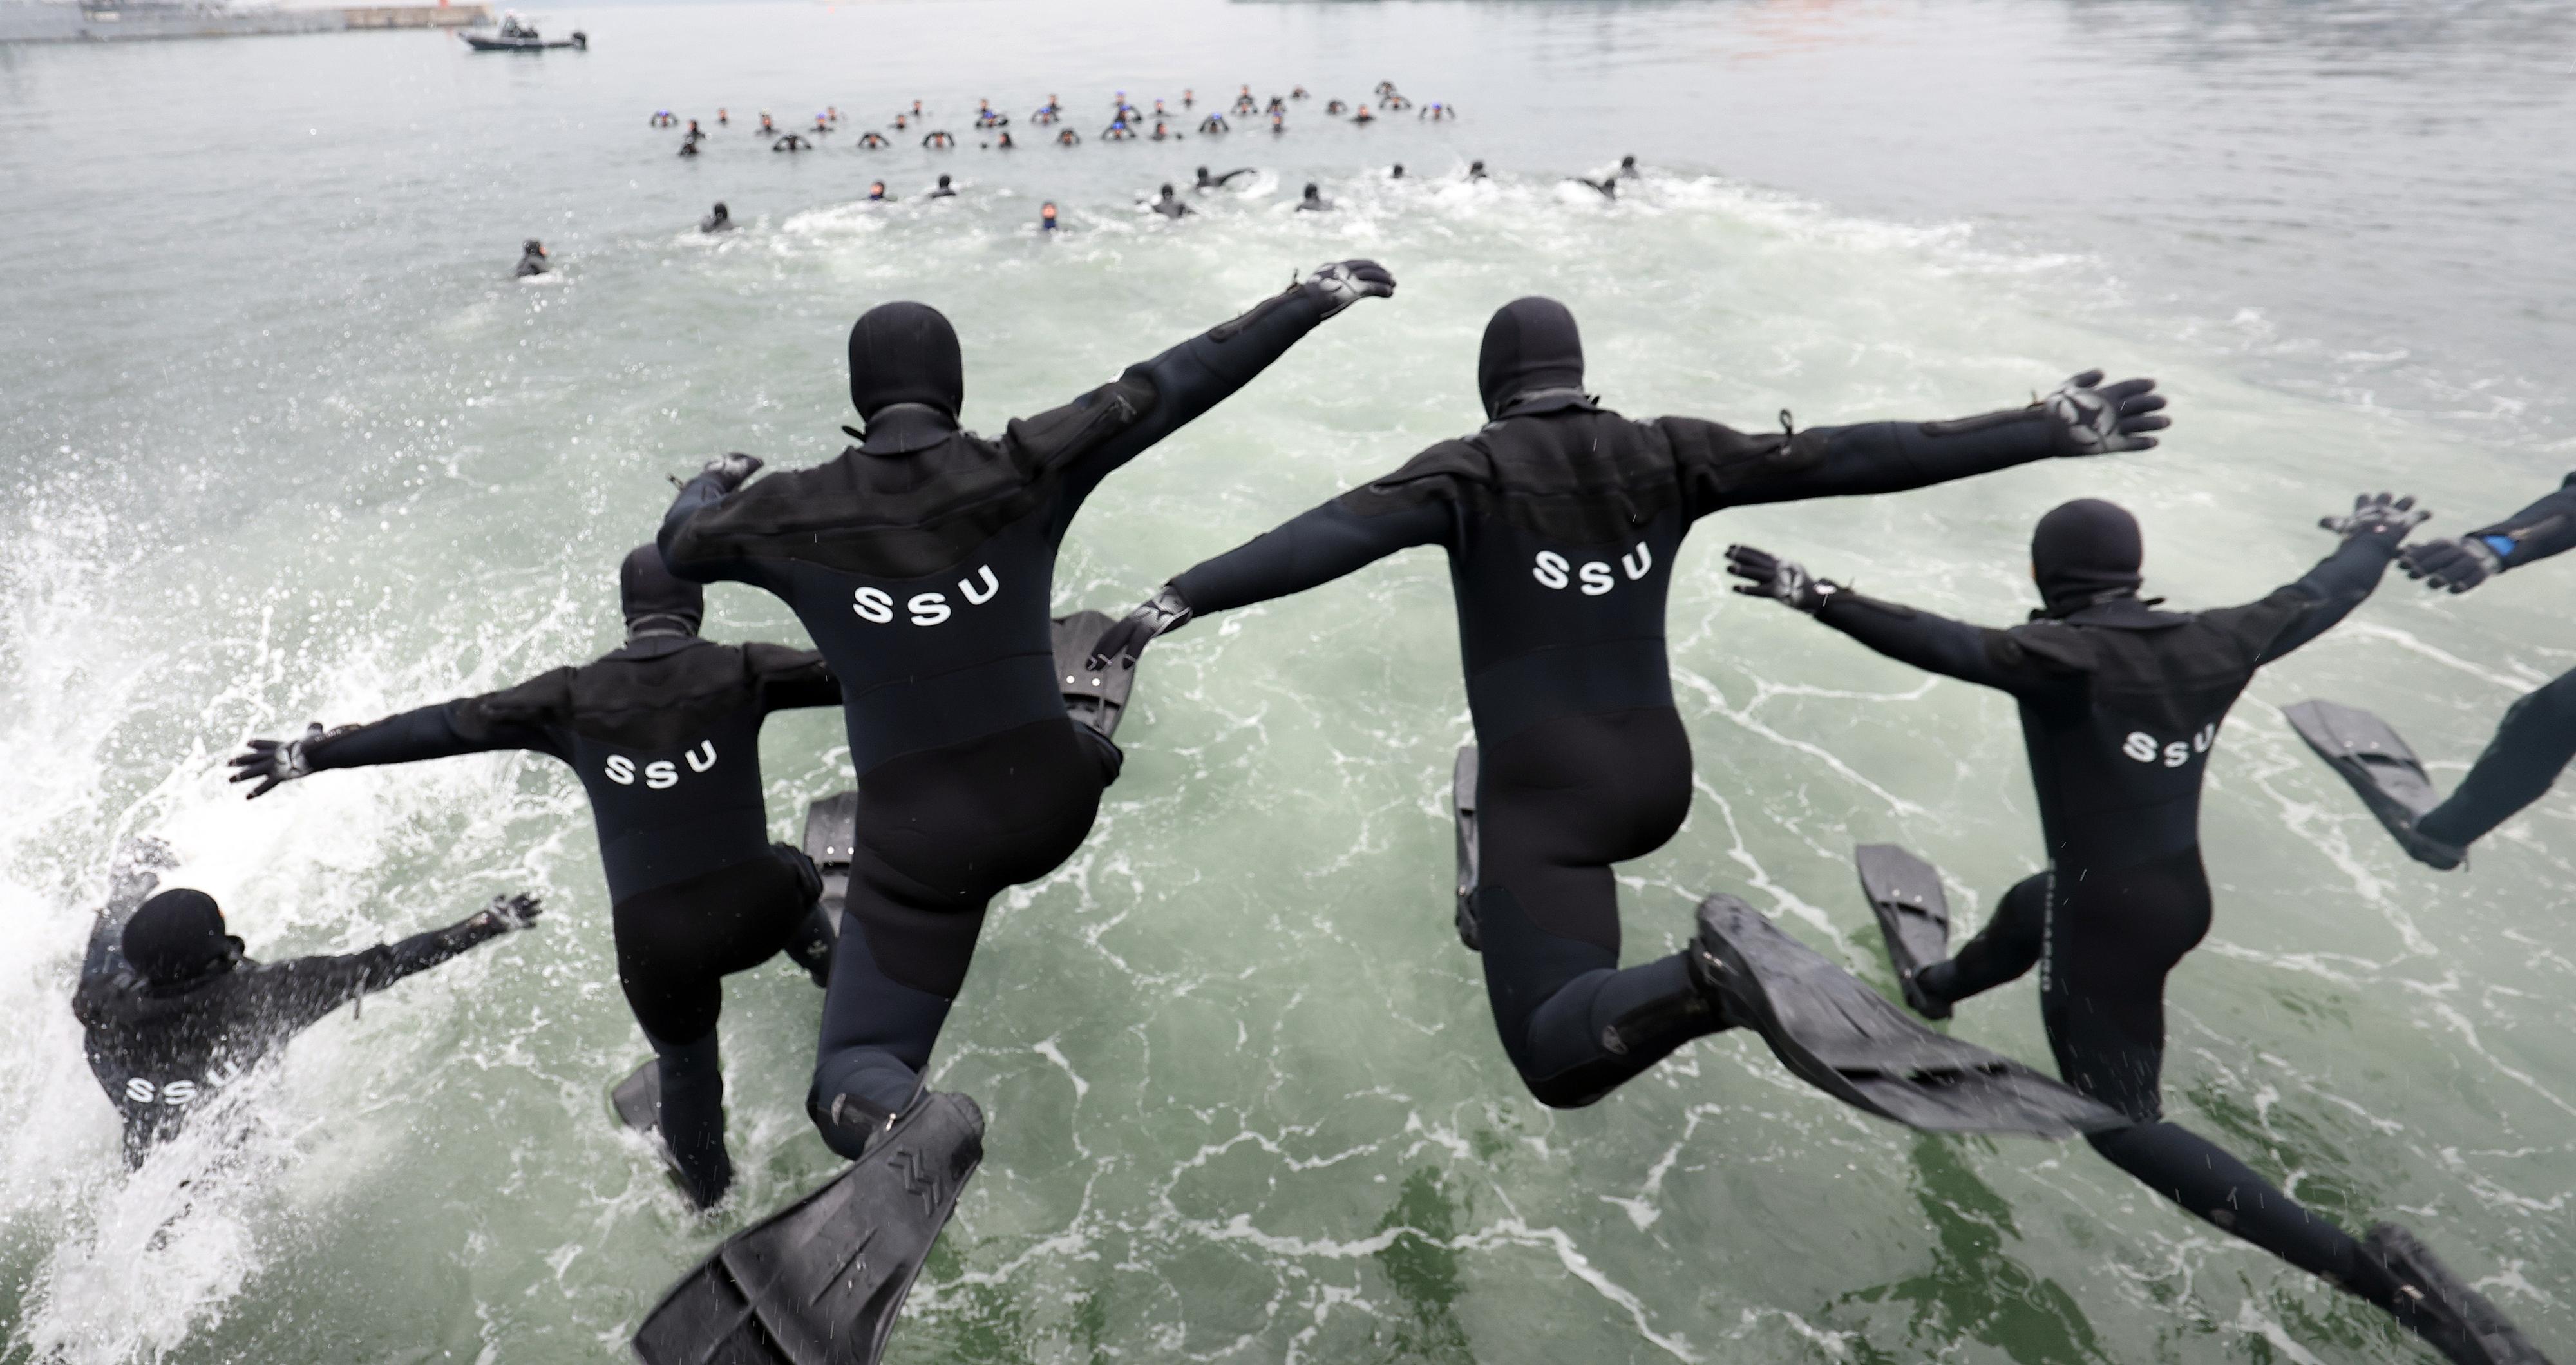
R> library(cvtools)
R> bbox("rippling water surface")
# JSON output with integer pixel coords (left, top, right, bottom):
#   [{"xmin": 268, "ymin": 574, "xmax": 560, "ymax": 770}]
[{"xmin": 1, "ymin": 2, "xmax": 2570, "ymax": 1361}]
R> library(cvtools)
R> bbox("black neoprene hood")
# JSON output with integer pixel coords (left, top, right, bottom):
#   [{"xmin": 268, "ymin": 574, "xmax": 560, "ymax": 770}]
[
  {"xmin": 621, "ymin": 544, "xmax": 704, "ymax": 636},
  {"xmin": 124, "ymin": 888, "xmax": 234, "ymax": 985},
  {"xmin": 2032, "ymin": 497, "xmax": 2146, "ymax": 616},
  {"xmin": 847, "ymin": 301, "xmax": 964, "ymax": 421},
  {"xmin": 1477, "ymin": 297, "xmax": 1586, "ymax": 417}
]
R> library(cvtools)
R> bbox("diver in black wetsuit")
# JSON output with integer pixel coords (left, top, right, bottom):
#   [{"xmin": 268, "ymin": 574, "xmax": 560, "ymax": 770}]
[
  {"xmin": 228, "ymin": 547, "xmax": 839, "ymax": 1208},
  {"xmin": 1195, "ymin": 165, "xmax": 1253, "ymax": 191},
  {"xmin": 515, "ymin": 239, "xmax": 548, "ymax": 276},
  {"xmin": 700, "ymin": 201, "xmax": 732, "ymax": 233},
  {"xmin": 656, "ymin": 261, "xmax": 1396, "ymax": 1158},
  {"xmin": 1296, "ymin": 182, "xmax": 1330, "ymax": 211},
  {"xmin": 2360, "ymin": 473, "xmax": 2576, "ymax": 865},
  {"xmin": 773, "ymin": 134, "xmax": 811, "ymax": 153},
  {"xmin": 1087, "ymin": 297, "xmax": 2168, "ymax": 1112},
  {"xmin": 1197, "ymin": 113, "xmax": 1228, "ymax": 135},
  {"xmin": 76, "ymin": 855, "xmax": 539, "ymax": 1165},
  {"xmin": 1726, "ymin": 496, "xmax": 2552, "ymax": 1365},
  {"xmin": 1150, "ymin": 183, "xmax": 1192, "ymax": 218},
  {"xmin": 928, "ymin": 173, "xmax": 956, "ymax": 198},
  {"xmin": 1466, "ymin": 159, "xmax": 1489, "ymax": 181}
]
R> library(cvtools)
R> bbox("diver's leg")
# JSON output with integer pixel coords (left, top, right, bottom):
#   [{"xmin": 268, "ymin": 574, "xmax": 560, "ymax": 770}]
[
  {"xmin": 645, "ymin": 1028, "xmax": 732, "ymax": 1207},
  {"xmin": 2043, "ymin": 857, "xmax": 2449, "ymax": 1350},
  {"xmin": 2418, "ymin": 667, "xmax": 2576, "ymax": 848},
  {"xmin": 1475, "ymin": 709, "xmax": 1720, "ymax": 1109},
  {"xmin": 614, "ymin": 881, "xmax": 746, "ymax": 1207},
  {"xmin": 809, "ymin": 854, "xmax": 976, "ymax": 1155},
  {"xmin": 1915, "ymin": 871, "xmax": 2047, "ymax": 1007}
]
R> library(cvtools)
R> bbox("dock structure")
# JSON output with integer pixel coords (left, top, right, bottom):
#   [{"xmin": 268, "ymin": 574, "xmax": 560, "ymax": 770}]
[{"xmin": 0, "ymin": 1, "xmax": 492, "ymax": 43}]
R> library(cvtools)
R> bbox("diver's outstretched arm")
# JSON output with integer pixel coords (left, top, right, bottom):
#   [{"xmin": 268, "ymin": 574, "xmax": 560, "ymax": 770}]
[
  {"xmin": 656, "ymin": 453, "xmax": 767, "ymax": 584},
  {"xmin": 1676, "ymin": 372, "xmax": 2168, "ymax": 514},
  {"xmin": 1725, "ymin": 544, "xmax": 2076, "ymax": 698},
  {"xmin": 2232, "ymin": 492, "xmax": 2419, "ymax": 664},
  {"xmin": 229, "ymin": 680, "xmax": 571, "ymax": 798},
  {"xmin": 1052, "ymin": 260, "xmax": 1395, "ymax": 497},
  {"xmin": 1089, "ymin": 492, "xmax": 1451, "ymax": 668},
  {"xmin": 2400, "ymin": 471, "xmax": 2576, "ymax": 592},
  {"xmin": 259, "ymin": 894, "xmax": 543, "ymax": 1035}
]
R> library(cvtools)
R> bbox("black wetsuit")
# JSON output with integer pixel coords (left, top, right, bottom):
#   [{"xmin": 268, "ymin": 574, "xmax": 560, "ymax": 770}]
[
  {"xmin": 1810, "ymin": 537, "xmax": 2425, "ymax": 1315},
  {"xmin": 296, "ymin": 635, "xmax": 837, "ymax": 1199},
  {"xmin": 1160, "ymin": 396, "xmax": 2098, "ymax": 1107},
  {"xmin": 2414, "ymin": 473, "xmax": 2576, "ymax": 849},
  {"xmin": 77, "ymin": 907, "xmax": 507, "ymax": 1163},
  {"xmin": 659, "ymin": 282, "xmax": 1354, "ymax": 1149}
]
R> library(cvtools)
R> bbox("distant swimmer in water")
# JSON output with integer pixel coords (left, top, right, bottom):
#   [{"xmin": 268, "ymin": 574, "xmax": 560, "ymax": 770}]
[
  {"xmin": 1183, "ymin": 87, "xmax": 1196, "ymax": 108},
  {"xmin": 1198, "ymin": 113, "xmax": 1229, "ymax": 135},
  {"xmin": 858, "ymin": 130, "xmax": 888, "ymax": 149},
  {"xmin": 990, "ymin": 131, "xmax": 1015, "ymax": 149},
  {"xmin": 677, "ymin": 140, "xmax": 699, "ymax": 158},
  {"xmin": 1351, "ymin": 105, "xmax": 1375, "ymax": 124},
  {"xmin": 928, "ymin": 173, "xmax": 956, "ymax": 198},
  {"xmin": 893, "ymin": 113, "xmax": 908, "ymax": 131},
  {"xmin": 75, "ymin": 852, "xmax": 541, "ymax": 1165},
  {"xmin": 910, "ymin": 99, "xmax": 924, "ymax": 117},
  {"xmin": 1266, "ymin": 95, "xmax": 1285, "ymax": 114},
  {"xmin": 1150, "ymin": 182, "xmax": 1193, "ymax": 218},
  {"xmin": 1421, "ymin": 101, "xmax": 1455, "ymax": 120},
  {"xmin": 759, "ymin": 113, "xmax": 777, "ymax": 136},
  {"xmin": 868, "ymin": 180, "xmax": 891, "ymax": 201},
  {"xmin": 1195, "ymin": 165, "xmax": 1255, "ymax": 191},
  {"xmin": 827, "ymin": 106, "xmax": 841, "ymax": 124},
  {"xmin": 1616, "ymin": 154, "xmax": 1641, "ymax": 180},
  {"xmin": 922, "ymin": 129, "xmax": 955, "ymax": 148},
  {"xmin": 812, "ymin": 115, "xmax": 832, "ymax": 134},
  {"xmin": 773, "ymin": 134, "xmax": 811, "ymax": 152},
  {"xmin": 1233, "ymin": 84, "xmax": 1256, "ymax": 113},
  {"xmin": 1326, "ymin": 99, "xmax": 1347, "ymax": 115},
  {"xmin": 515, "ymin": 238, "xmax": 549, "ymax": 276},
  {"xmin": 1056, "ymin": 128, "xmax": 1081, "ymax": 146},
  {"xmin": 700, "ymin": 200, "xmax": 732, "ymax": 233},
  {"xmin": 1150, "ymin": 120, "xmax": 1179, "ymax": 141},
  {"xmin": 228, "ymin": 546, "xmax": 842, "ymax": 1209},
  {"xmin": 683, "ymin": 119, "xmax": 705, "ymax": 145},
  {"xmin": 1296, "ymin": 182, "xmax": 1331, "ymax": 211},
  {"xmin": 1571, "ymin": 175, "xmax": 1616, "ymax": 200},
  {"xmin": 1467, "ymin": 158, "xmax": 1489, "ymax": 180},
  {"xmin": 1270, "ymin": 111, "xmax": 1286, "ymax": 134},
  {"xmin": 1153, "ymin": 99, "xmax": 1168, "ymax": 118},
  {"xmin": 1291, "ymin": 86, "xmax": 1309, "ymax": 100},
  {"xmin": 1031, "ymin": 96, "xmax": 1059, "ymax": 125},
  {"xmin": 1102, "ymin": 119, "xmax": 1135, "ymax": 140},
  {"xmin": 652, "ymin": 110, "xmax": 676, "ymax": 127},
  {"xmin": 1039, "ymin": 200, "xmax": 1058, "ymax": 232},
  {"xmin": 1375, "ymin": 79, "xmax": 1397, "ymax": 97},
  {"xmin": 1389, "ymin": 163, "xmax": 1404, "ymax": 179},
  {"xmin": 716, "ymin": 108, "xmax": 728, "ymax": 125},
  {"xmin": 1384, "ymin": 93, "xmax": 1411, "ymax": 111}
]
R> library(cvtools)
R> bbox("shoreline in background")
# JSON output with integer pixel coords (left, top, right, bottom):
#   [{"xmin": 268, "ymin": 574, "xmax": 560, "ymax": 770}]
[{"xmin": 0, "ymin": 1, "xmax": 489, "ymax": 44}]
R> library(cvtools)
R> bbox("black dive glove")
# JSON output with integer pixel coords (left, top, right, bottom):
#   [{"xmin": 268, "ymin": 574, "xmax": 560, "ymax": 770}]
[
  {"xmin": 1299, "ymin": 260, "xmax": 1396, "ymax": 318},
  {"xmin": 699, "ymin": 452, "xmax": 763, "ymax": 491},
  {"xmin": 1723, "ymin": 545, "xmax": 1845, "ymax": 614},
  {"xmin": 2042, "ymin": 370, "xmax": 2168, "ymax": 455},
  {"xmin": 2399, "ymin": 535, "xmax": 2501, "ymax": 593},
  {"xmin": 230, "ymin": 722, "xmax": 350, "ymax": 799},
  {"xmin": 1086, "ymin": 585, "xmax": 1195, "ymax": 670},
  {"xmin": 2318, "ymin": 491, "xmax": 2429, "ymax": 548},
  {"xmin": 455, "ymin": 893, "xmax": 546, "ymax": 944}
]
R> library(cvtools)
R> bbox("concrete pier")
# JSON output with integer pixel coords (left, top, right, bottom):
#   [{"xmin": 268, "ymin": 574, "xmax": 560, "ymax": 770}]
[{"xmin": 0, "ymin": 1, "xmax": 491, "ymax": 43}]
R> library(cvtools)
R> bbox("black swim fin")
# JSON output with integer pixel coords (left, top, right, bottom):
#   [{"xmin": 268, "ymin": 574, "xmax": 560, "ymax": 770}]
[
  {"xmin": 1855, "ymin": 844, "xmax": 1952, "ymax": 1021},
  {"xmin": 1452, "ymin": 745, "xmax": 1481, "ymax": 951},
  {"xmin": 632, "ymin": 1091, "xmax": 985, "ymax": 1365},
  {"xmin": 801, "ymin": 790, "xmax": 860, "ymax": 940},
  {"xmin": 2363, "ymin": 1222, "xmax": 2557, "ymax": 1365},
  {"xmin": 1688, "ymin": 895, "xmax": 2124, "ymax": 1138},
  {"xmin": 1052, "ymin": 611, "xmax": 1141, "ymax": 743},
  {"xmin": 2284, "ymin": 700, "xmax": 2465, "ymax": 870}
]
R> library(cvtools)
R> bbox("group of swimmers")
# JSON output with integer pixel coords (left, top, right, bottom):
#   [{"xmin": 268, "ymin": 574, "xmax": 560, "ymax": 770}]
[{"xmin": 85, "ymin": 191, "xmax": 2564, "ymax": 1365}]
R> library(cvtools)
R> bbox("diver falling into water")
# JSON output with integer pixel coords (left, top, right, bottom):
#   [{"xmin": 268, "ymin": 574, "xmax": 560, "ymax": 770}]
[
  {"xmin": 639, "ymin": 259, "xmax": 1397, "ymax": 1364},
  {"xmin": 227, "ymin": 547, "xmax": 841, "ymax": 1210},
  {"xmin": 1727, "ymin": 497, "xmax": 2557, "ymax": 1365},
  {"xmin": 76, "ymin": 840, "xmax": 542, "ymax": 1165},
  {"xmin": 1089, "ymin": 298, "xmax": 2167, "ymax": 1135},
  {"xmin": 2290, "ymin": 471, "xmax": 2576, "ymax": 870}
]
